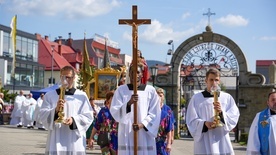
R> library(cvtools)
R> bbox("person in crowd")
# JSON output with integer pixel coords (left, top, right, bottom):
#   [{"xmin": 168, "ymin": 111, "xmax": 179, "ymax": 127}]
[
  {"xmin": 110, "ymin": 64, "xmax": 161, "ymax": 155},
  {"xmin": 23, "ymin": 93, "xmax": 37, "ymax": 129},
  {"xmin": 130, "ymin": 50, "xmax": 149, "ymax": 84},
  {"xmin": 86, "ymin": 97, "xmax": 101, "ymax": 147},
  {"xmin": 88, "ymin": 91, "xmax": 118, "ymax": 154},
  {"xmin": 156, "ymin": 88, "xmax": 174, "ymax": 155},
  {"xmin": 170, "ymin": 111, "xmax": 176, "ymax": 145},
  {"xmin": 34, "ymin": 93, "xmax": 45, "ymax": 130},
  {"xmin": 186, "ymin": 68, "xmax": 240, "ymax": 155},
  {"xmin": 119, "ymin": 66, "xmax": 127, "ymax": 86},
  {"xmin": 10, "ymin": 90, "xmax": 26, "ymax": 127},
  {"xmin": 36, "ymin": 93, "xmax": 44, "ymax": 104},
  {"xmin": 39, "ymin": 65, "xmax": 93, "ymax": 155},
  {"xmin": 246, "ymin": 91, "xmax": 276, "ymax": 154},
  {"xmin": 0, "ymin": 93, "xmax": 4, "ymax": 125}
]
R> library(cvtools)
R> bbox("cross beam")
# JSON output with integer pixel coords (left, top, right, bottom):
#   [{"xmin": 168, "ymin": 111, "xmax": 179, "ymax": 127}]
[
  {"xmin": 119, "ymin": 5, "xmax": 151, "ymax": 155},
  {"xmin": 203, "ymin": 8, "xmax": 216, "ymax": 26}
]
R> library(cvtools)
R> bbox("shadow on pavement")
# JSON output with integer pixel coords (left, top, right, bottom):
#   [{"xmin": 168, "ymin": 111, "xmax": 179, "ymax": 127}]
[
  {"xmin": 22, "ymin": 153, "xmax": 44, "ymax": 155},
  {"xmin": 234, "ymin": 147, "xmax": 247, "ymax": 151}
]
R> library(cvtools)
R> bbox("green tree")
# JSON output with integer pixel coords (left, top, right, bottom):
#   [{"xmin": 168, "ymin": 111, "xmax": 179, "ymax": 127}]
[
  {"xmin": 219, "ymin": 82, "xmax": 226, "ymax": 92},
  {"xmin": 0, "ymin": 87, "xmax": 17, "ymax": 103},
  {"xmin": 180, "ymin": 97, "xmax": 186, "ymax": 108},
  {"xmin": 76, "ymin": 70, "xmax": 84, "ymax": 90}
]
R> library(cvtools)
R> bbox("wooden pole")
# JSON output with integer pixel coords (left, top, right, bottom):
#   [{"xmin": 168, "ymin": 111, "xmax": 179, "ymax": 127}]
[{"xmin": 118, "ymin": 5, "xmax": 151, "ymax": 155}]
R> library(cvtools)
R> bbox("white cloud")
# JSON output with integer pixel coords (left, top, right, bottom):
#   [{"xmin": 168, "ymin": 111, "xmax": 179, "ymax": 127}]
[
  {"xmin": 7, "ymin": 0, "xmax": 121, "ymax": 19},
  {"xmin": 216, "ymin": 14, "xmax": 249, "ymax": 27},
  {"xmin": 140, "ymin": 20, "xmax": 195, "ymax": 44},
  {"xmin": 259, "ymin": 36, "xmax": 276, "ymax": 41},
  {"xmin": 122, "ymin": 20, "xmax": 198, "ymax": 45},
  {"xmin": 122, "ymin": 32, "xmax": 131, "ymax": 41},
  {"xmin": 182, "ymin": 12, "xmax": 191, "ymax": 19}
]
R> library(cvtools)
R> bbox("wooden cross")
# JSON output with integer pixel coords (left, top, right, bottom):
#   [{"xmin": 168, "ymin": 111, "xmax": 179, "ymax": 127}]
[
  {"xmin": 203, "ymin": 8, "xmax": 216, "ymax": 26},
  {"xmin": 119, "ymin": 5, "xmax": 151, "ymax": 155}
]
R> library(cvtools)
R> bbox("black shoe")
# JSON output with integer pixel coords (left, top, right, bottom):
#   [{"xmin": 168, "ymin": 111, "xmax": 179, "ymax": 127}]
[
  {"xmin": 27, "ymin": 126, "xmax": 34, "ymax": 129},
  {"xmin": 17, "ymin": 125, "xmax": 22, "ymax": 128},
  {"xmin": 38, "ymin": 128, "xmax": 46, "ymax": 130}
]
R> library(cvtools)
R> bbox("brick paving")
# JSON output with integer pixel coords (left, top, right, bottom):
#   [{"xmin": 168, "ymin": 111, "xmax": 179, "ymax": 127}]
[{"xmin": 0, "ymin": 125, "xmax": 246, "ymax": 155}]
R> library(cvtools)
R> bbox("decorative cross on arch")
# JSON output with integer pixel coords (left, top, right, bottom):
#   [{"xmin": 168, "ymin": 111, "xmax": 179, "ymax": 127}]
[
  {"xmin": 203, "ymin": 8, "xmax": 216, "ymax": 26},
  {"xmin": 118, "ymin": 5, "xmax": 151, "ymax": 155}
]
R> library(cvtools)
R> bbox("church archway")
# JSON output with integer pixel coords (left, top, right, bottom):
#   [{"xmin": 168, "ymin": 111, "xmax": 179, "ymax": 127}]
[{"xmin": 161, "ymin": 26, "xmax": 266, "ymax": 138}]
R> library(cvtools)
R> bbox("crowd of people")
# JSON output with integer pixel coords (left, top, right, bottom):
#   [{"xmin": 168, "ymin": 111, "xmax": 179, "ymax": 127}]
[
  {"xmin": 9, "ymin": 91, "xmax": 46, "ymax": 130},
  {"xmin": 1, "ymin": 61, "xmax": 275, "ymax": 154}
]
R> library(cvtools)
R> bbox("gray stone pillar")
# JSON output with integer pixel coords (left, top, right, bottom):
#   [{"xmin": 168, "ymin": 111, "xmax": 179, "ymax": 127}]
[{"xmin": 269, "ymin": 61, "xmax": 276, "ymax": 84}]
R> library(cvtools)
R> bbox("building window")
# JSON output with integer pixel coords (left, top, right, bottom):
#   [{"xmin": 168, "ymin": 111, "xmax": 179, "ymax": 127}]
[
  {"xmin": 7, "ymin": 61, "xmax": 44, "ymax": 87},
  {"xmin": 3, "ymin": 32, "xmax": 11, "ymax": 57}
]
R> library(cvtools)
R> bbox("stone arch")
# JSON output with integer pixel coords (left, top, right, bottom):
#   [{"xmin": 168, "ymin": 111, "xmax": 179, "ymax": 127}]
[
  {"xmin": 168, "ymin": 29, "xmax": 265, "ymax": 111},
  {"xmin": 159, "ymin": 27, "xmax": 268, "ymax": 137},
  {"xmin": 171, "ymin": 29, "xmax": 265, "ymax": 89}
]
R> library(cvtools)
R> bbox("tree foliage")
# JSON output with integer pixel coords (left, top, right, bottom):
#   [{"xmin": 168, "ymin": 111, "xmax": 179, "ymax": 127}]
[{"xmin": 0, "ymin": 87, "xmax": 17, "ymax": 103}]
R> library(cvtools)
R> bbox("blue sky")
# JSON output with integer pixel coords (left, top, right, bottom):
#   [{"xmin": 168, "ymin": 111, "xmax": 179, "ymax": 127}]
[{"xmin": 1, "ymin": 0, "xmax": 275, "ymax": 73}]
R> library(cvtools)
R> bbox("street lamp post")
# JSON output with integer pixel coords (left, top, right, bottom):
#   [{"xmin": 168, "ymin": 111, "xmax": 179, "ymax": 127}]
[
  {"xmin": 51, "ymin": 45, "xmax": 55, "ymax": 85},
  {"xmin": 168, "ymin": 40, "xmax": 174, "ymax": 110},
  {"xmin": 167, "ymin": 40, "xmax": 174, "ymax": 55},
  {"xmin": 150, "ymin": 65, "xmax": 158, "ymax": 87}
]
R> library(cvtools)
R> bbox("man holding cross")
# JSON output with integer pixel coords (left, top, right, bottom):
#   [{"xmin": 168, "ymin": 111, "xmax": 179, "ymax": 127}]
[
  {"xmin": 111, "ymin": 6, "xmax": 160, "ymax": 155},
  {"xmin": 110, "ymin": 64, "xmax": 161, "ymax": 155}
]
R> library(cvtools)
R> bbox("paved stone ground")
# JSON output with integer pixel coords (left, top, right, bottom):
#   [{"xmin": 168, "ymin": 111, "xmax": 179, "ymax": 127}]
[{"xmin": 0, "ymin": 125, "xmax": 246, "ymax": 155}]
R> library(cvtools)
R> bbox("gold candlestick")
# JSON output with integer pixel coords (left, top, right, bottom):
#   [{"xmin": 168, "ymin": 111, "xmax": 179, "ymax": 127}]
[
  {"xmin": 55, "ymin": 77, "xmax": 68, "ymax": 124},
  {"xmin": 211, "ymin": 84, "xmax": 223, "ymax": 128}
]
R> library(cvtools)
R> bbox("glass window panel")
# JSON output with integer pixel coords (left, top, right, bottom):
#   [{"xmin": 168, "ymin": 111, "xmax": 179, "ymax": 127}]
[
  {"xmin": 16, "ymin": 36, "xmax": 21, "ymax": 53},
  {"xmin": 33, "ymin": 40, "xmax": 38, "ymax": 62},
  {"xmin": 3, "ymin": 32, "xmax": 11, "ymax": 57},
  {"xmin": 22, "ymin": 37, "xmax": 27, "ymax": 59},
  {"xmin": 27, "ymin": 39, "xmax": 32, "ymax": 54}
]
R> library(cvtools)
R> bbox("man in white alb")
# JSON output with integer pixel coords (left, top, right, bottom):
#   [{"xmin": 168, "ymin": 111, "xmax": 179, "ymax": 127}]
[
  {"xmin": 10, "ymin": 90, "xmax": 26, "ymax": 127},
  {"xmin": 39, "ymin": 66, "xmax": 93, "ymax": 155},
  {"xmin": 110, "ymin": 64, "xmax": 161, "ymax": 155},
  {"xmin": 186, "ymin": 68, "xmax": 240, "ymax": 155},
  {"xmin": 23, "ymin": 93, "xmax": 37, "ymax": 128}
]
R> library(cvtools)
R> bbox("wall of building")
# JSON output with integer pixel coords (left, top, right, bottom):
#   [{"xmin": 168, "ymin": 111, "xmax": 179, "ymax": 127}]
[
  {"xmin": 0, "ymin": 24, "xmax": 45, "ymax": 92},
  {"xmin": 238, "ymin": 85, "xmax": 274, "ymax": 133}
]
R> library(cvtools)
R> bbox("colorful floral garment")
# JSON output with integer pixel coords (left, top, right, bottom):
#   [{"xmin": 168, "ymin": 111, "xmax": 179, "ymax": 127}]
[
  {"xmin": 156, "ymin": 104, "xmax": 174, "ymax": 155},
  {"xmin": 163, "ymin": 104, "xmax": 175, "ymax": 129},
  {"xmin": 94, "ymin": 106, "xmax": 118, "ymax": 155}
]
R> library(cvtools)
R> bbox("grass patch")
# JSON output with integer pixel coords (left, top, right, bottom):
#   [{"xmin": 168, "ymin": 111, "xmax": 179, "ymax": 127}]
[{"xmin": 239, "ymin": 141, "xmax": 247, "ymax": 146}]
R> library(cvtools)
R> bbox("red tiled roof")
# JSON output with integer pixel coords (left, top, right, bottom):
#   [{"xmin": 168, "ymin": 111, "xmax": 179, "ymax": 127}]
[
  {"xmin": 92, "ymin": 41, "xmax": 120, "ymax": 55},
  {"xmin": 38, "ymin": 39, "xmax": 77, "ymax": 71},
  {"xmin": 63, "ymin": 53, "xmax": 80, "ymax": 63},
  {"xmin": 147, "ymin": 65, "xmax": 170, "ymax": 78},
  {"xmin": 256, "ymin": 60, "xmax": 276, "ymax": 66},
  {"xmin": 71, "ymin": 38, "xmax": 123, "ymax": 67},
  {"xmin": 157, "ymin": 65, "xmax": 170, "ymax": 75},
  {"xmin": 110, "ymin": 57, "xmax": 123, "ymax": 64}
]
